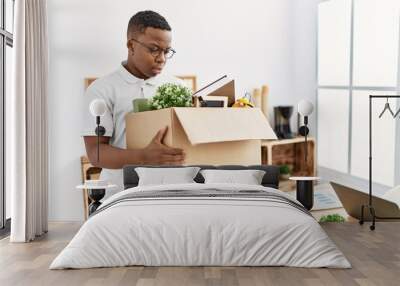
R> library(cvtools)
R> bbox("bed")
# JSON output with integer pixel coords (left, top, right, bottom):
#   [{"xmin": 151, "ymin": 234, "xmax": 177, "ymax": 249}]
[{"xmin": 50, "ymin": 165, "xmax": 350, "ymax": 269}]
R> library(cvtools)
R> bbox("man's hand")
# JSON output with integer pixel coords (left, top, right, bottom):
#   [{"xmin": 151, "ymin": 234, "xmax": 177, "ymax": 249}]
[
  {"xmin": 83, "ymin": 126, "xmax": 185, "ymax": 169},
  {"xmin": 142, "ymin": 126, "xmax": 186, "ymax": 165}
]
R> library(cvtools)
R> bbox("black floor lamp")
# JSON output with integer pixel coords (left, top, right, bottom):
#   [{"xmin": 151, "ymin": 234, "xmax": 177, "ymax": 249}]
[{"xmin": 359, "ymin": 95, "xmax": 400, "ymax": 231}]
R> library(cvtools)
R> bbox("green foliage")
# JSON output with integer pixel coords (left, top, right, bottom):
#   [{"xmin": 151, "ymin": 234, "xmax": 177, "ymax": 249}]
[
  {"xmin": 319, "ymin": 214, "xmax": 346, "ymax": 223},
  {"xmin": 150, "ymin": 83, "xmax": 193, "ymax": 110},
  {"xmin": 133, "ymin": 98, "xmax": 151, "ymax": 112},
  {"xmin": 279, "ymin": 164, "xmax": 291, "ymax": 175}
]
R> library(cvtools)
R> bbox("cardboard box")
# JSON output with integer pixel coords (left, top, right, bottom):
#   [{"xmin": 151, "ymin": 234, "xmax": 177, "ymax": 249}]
[
  {"xmin": 193, "ymin": 79, "xmax": 235, "ymax": 107},
  {"xmin": 125, "ymin": 107, "xmax": 277, "ymax": 165}
]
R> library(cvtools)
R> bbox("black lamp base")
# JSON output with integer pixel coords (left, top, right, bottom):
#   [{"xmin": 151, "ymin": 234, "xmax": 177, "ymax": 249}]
[
  {"xmin": 296, "ymin": 180, "xmax": 314, "ymax": 211},
  {"xmin": 88, "ymin": 188, "xmax": 106, "ymax": 215}
]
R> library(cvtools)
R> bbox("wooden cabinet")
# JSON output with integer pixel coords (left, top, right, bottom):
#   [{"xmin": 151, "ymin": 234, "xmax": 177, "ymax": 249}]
[
  {"xmin": 262, "ymin": 137, "xmax": 316, "ymax": 174},
  {"xmin": 262, "ymin": 137, "xmax": 316, "ymax": 192}
]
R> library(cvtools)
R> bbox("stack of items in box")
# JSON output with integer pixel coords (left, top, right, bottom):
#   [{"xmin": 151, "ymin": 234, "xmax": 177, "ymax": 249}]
[{"xmin": 126, "ymin": 79, "xmax": 277, "ymax": 165}]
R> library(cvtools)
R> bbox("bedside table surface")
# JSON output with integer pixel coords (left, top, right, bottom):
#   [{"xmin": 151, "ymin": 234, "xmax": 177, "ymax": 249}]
[
  {"xmin": 76, "ymin": 184, "xmax": 118, "ymax": 190},
  {"xmin": 289, "ymin": 176, "xmax": 320, "ymax": 181}
]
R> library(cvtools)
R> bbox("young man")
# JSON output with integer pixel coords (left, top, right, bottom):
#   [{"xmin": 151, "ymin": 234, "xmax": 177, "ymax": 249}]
[{"xmin": 82, "ymin": 11, "xmax": 185, "ymax": 196}]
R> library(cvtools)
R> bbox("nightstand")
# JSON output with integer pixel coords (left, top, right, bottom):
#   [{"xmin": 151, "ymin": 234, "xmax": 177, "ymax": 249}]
[
  {"xmin": 76, "ymin": 184, "xmax": 117, "ymax": 215},
  {"xmin": 80, "ymin": 156, "xmax": 102, "ymax": 219},
  {"xmin": 289, "ymin": 176, "xmax": 320, "ymax": 210}
]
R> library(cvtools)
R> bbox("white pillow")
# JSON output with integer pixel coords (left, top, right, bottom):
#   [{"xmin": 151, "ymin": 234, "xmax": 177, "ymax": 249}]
[
  {"xmin": 200, "ymin": 169, "xmax": 266, "ymax": 185},
  {"xmin": 135, "ymin": 167, "xmax": 201, "ymax": 186}
]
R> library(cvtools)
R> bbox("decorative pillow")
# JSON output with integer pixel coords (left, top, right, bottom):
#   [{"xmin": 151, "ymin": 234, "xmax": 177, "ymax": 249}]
[
  {"xmin": 135, "ymin": 167, "xmax": 201, "ymax": 186},
  {"xmin": 200, "ymin": 169, "xmax": 266, "ymax": 185}
]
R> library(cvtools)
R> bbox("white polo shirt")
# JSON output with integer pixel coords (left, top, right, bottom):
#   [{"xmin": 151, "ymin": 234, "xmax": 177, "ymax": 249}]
[{"xmin": 82, "ymin": 61, "xmax": 184, "ymax": 198}]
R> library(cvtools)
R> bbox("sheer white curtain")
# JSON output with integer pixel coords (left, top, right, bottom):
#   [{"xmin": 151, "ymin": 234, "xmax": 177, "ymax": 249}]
[{"xmin": 10, "ymin": 0, "xmax": 49, "ymax": 242}]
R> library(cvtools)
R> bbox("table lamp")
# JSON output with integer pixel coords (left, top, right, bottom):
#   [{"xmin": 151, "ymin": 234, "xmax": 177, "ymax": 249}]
[
  {"xmin": 298, "ymin": 99, "xmax": 314, "ymax": 164},
  {"xmin": 289, "ymin": 99, "xmax": 318, "ymax": 210},
  {"xmin": 89, "ymin": 99, "xmax": 107, "ymax": 162},
  {"xmin": 79, "ymin": 99, "xmax": 111, "ymax": 216}
]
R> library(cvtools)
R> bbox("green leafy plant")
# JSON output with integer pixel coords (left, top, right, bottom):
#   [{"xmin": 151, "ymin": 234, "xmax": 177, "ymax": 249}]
[
  {"xmin": 149, "ymin": 83, "xmax": 193, "ymax": 110},
  {"xmin": 279, "ymin": 164, "xmax": 291, "ymax": 175},
  {"xmin": 132, "ymin": 98, "xmax": 151, "ymax": 112},
  {"xmin": 319, "ymin": 214, "xmax": 345, "ymax": 223}
]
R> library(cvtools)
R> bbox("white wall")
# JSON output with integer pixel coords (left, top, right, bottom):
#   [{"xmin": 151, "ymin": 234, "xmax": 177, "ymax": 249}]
[
  {"xmin": 292, "ymin": 0, "xmax": 320, "ymax": 133},
  {"xmin": 48, "ymin": 0, "xmax": 320, "ymax": 221}
]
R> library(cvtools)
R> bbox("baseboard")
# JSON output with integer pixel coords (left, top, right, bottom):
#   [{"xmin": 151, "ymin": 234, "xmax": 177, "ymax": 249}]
[{"xmin": 47, "ymin": 220, "xmax": 84, "ymax": 224}]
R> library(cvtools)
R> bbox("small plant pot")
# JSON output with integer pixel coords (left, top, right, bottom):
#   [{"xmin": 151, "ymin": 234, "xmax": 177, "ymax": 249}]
[
  {"xmin": 133, "ymin": 98, "xmax": 151, "ymax": 113},
  {"xmin": 280, "ymin": 174, "xmax": 291, "ymax": 180}
]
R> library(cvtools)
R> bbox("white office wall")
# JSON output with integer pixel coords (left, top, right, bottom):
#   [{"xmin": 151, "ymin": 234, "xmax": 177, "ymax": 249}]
[{"xmin": 48, "ymin": 0, "xmax": 320, "ymax": 221}]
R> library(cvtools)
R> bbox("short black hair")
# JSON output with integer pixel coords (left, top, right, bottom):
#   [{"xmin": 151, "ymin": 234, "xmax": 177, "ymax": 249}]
[{"xmin": 127, "ymin": 10, "xmax": 171, "ymax": 38}]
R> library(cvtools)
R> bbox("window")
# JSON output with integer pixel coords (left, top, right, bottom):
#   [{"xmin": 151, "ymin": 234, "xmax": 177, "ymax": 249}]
[
  {"xmin": 352, "ymin": 0, "xmax": 399, "ymax": 87},
  {"xmin": 318, "ymin": 0, "xmax": 400, "ymax": 187},
  {"xmin": 317, "ymin": 88, "xmax": 350, "ymax": 173},
  {"xmin": 318, "ymin": 0, "xmax": 351, "ymax": 86},
  {"xmin": 0, "ymin": 0, "xmax": 14, "ymax": 233},
  {"xmin": 350, "ymin": 90, "xmax": 397, "ymax": 186}
]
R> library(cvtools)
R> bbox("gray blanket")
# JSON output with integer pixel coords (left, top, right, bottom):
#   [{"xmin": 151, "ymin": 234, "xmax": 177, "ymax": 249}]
[{"xmin": 92, "ymin": 188, "xmax": 312, "ymax": 218}]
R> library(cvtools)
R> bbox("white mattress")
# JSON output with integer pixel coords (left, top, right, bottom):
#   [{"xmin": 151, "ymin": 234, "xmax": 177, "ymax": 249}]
[{"xmin": 50, "ymin": 183, "xmax": 351, "ymax": 269}]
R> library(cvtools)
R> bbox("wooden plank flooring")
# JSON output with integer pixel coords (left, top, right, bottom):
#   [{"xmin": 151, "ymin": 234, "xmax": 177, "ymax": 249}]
[{"xmin": 0, "ymin": 222, "xmax": 399, "ymax": 286}]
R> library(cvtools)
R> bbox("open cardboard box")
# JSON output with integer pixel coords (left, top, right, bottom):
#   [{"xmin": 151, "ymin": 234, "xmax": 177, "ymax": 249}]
[
  {"xmin": 125, "ymin": 107, "xmax": 277, "ymax": 165},
  {"xmin": 193, "ymin": 80, "xmax": 235, "ymax": 107}
]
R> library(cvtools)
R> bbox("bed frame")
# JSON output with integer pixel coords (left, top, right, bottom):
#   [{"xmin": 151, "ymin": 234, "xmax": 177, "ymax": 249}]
[{"xmin": 123, "ymin": 165, "xmax": 280, "ymax": 190}]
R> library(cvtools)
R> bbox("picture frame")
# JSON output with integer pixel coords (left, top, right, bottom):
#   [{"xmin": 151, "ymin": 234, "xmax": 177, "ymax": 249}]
[
  {"xmin": 176, "ymin": 75, "xmax": 197, "ymax": 92},
  {"xmin": 84, "ymin": 77, "xmax": 97, "ymax": 89}
]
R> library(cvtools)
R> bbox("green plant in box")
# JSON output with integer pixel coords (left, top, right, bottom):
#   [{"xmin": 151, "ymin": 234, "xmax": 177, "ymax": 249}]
[
  {"xmin": 279, "ymin": 164, "xmax": 291, "ymax": 175},
  {"xmin": 319, "ymin": 214, "xmax": 346, "ymax": 223},
  {"xmin": 279, "ymin": 164, "xmax": 291, "ymax": 180},
  {"xmin": 150, "ymin": 83, "xmax": 193, "ymax": 110}
]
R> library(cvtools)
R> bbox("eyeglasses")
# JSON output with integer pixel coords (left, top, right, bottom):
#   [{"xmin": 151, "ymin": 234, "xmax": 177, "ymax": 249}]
[{"xmin": 130, "ymin": 38, "xmax": 176, "ymax": 59}]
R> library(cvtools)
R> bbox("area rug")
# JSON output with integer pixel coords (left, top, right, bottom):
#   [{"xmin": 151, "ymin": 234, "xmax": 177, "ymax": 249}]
[{"xmin": 287, "ymin": 183, "xmax": 343, "ymax": 210}]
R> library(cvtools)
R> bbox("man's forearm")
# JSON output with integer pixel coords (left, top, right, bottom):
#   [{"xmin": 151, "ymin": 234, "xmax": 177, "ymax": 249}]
[{"xmin": 87, "ymin": 143, "xmax": 144, "ymax": 169}]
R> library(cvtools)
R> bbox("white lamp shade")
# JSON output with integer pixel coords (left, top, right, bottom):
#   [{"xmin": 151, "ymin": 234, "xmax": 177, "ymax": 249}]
[
  {"xmin": 298, "ymin": 99, "xmax": 314, "ymax": 116},
  {"xmin": 89, "ymin": 99, "xmax": 107, "ymax": 117}
]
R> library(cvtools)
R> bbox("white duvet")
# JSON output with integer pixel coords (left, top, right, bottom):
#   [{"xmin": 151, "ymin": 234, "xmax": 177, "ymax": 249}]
[{"xmin": 50, "ymin": 183, "xmax": 351, "ymax": 269}]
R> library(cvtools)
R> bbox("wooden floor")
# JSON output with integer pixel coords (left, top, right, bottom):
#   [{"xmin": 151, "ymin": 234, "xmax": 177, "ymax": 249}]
[{"xmin": 0, "ymin": 222, "xmax": 399, "ymax": 286}]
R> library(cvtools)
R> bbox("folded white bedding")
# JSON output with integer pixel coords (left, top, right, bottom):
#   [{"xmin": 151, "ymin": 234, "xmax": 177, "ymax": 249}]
[{"xmin": 50, "ymin": 183, "xmax": 351, "ymax": 269}]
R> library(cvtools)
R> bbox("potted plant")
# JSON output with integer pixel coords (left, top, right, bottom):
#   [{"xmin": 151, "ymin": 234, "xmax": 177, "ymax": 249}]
[
  {"xmin": 132, "ymin": 83, "xmax": 193, "ymax": 112},
  {"xmin": 150, "ymin": 83, "xmax": 193, "ymax": 110},
  {"xmin": 319, "ymin": 214, "xmax": 346, "ymax": 223},
  {"xmin": 279, "ymin": 164, "xmax": 291, "ymax": 180}
]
